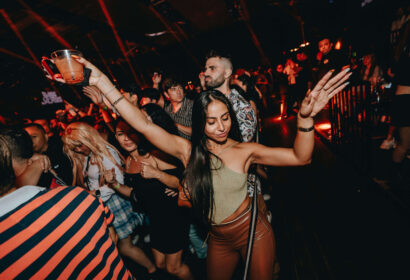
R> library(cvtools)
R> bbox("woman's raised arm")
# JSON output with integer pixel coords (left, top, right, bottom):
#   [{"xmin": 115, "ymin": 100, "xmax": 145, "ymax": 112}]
[
  {"xmin": 245, "ymin": 68, "xmax": 351, "ymax": 169},
  {"xmin": 72, "ymin": 57, "xmax": 191, "ymax": 165}
]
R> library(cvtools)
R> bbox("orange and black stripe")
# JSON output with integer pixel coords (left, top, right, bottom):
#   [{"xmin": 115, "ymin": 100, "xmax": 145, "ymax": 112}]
[{"xmin": 0, "ymin": 186, "xmax": 134, "ymax": 279}]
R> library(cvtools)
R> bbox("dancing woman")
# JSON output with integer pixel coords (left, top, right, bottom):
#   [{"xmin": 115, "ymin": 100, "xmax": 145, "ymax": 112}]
[
  {"xmin": 107, "ymin": 106, "xmax": 193, "ymax": 280},
  {"xmin": 61, "ymin": 122, "xmax": 157, "ymax": 276},
  {"xmin": 60, "ymin": 57, "xmax": 350, "ymax": 280}
]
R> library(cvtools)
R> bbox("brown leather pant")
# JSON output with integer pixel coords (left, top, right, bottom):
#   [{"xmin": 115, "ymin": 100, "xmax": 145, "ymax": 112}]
[{"xmin": 207, "ymin": 201, "xmax": 275, "ymax": 280}]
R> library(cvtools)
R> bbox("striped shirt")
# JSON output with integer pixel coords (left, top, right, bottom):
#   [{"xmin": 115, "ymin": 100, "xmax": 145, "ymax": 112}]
[{"xmin": 0, "ymin": 186, "xmax": 134, "ymax": 280}]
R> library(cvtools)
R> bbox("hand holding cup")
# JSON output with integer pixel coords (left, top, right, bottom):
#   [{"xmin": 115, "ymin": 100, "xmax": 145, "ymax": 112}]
[{"xmin": 50, "ymin": 50, "xmax": 84, "ymax": 85}]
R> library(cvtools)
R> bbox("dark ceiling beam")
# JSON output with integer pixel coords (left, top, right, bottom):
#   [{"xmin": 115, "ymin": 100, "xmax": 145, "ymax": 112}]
[
  {"xmin": 150, "ymin": 0, "xmax": 190, "ymax": 40},
  {"xmin": 0, "ymin": 9, "xmax": 41, "ymax": 68},
  {"xmin": 0, "ymin": 9, "xmax": 60, "ymax": 94},
  {"xmin": 226, "ymin": 0, "xmax": 271, "ymax": 66},
  {"xmin": 269, "ymin": 0, "xmax": 306, "ymax": 43},
  {"xmin": 19, "ymin": 1, "xmax": 151, "ymax": 46},
  {"xmin": 87, "ymin": 33, "xmax": 116, "ymax": 82},
  {"xmin": 97, "ymin": 0, "xmax": 141, "ymax": 86},
  {"xmin": 0, "ymin": 48, "xmax": 36, "ymax": 65},
  {"xmin": 146, "ymin": 2, "xmax": 200, "ymax": 68},
  {"xmin": 17, "ymin": 0, "xmax": 72, "ymax": 49}
]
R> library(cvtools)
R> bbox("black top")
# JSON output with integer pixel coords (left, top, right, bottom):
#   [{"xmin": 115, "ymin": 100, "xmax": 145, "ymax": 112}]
[
  {"xmin": 126, "ymin": 166, "xmax": 189, "ymax": 254},
  {"xmin": 38, "ymin": 138, "xmax": 73, "ymax": 187}
]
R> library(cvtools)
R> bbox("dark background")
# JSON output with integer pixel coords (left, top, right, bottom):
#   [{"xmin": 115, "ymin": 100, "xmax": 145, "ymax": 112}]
[{"xmin": 0, "ymin": 0, "xmax": 405, "ymax": 118}]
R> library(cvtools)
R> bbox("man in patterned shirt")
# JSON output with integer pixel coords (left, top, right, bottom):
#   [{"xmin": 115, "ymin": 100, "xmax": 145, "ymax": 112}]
[
  {"xmin": 203, "ymin": 50, "xmax": 257, "ymax": 142},
  {"xmin": 163, "ymin": 77, "xmax": 194, "ymax": 140},
  {"xmin": 203, "ymin": 50, "xmax": 265, "ymax": 202}
]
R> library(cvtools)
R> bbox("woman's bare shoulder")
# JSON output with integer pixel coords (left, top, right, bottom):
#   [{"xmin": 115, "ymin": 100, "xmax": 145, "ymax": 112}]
[
  {"xmin": 235, "ymin": 141, "xmax": 260, "ymax": 150},
  {"xmin": 228, "ymin": 142, "xmax": 257, "ymax": 158}
]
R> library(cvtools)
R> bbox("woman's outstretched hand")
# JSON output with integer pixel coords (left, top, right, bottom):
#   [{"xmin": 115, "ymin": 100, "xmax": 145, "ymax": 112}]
[
  {"xmin": 299, "ymin": 68, "xmax": 351, "ymax": 118},
  {"xmin": 83, "ymin": 86, "xmax": 104, "ymax": 105}
]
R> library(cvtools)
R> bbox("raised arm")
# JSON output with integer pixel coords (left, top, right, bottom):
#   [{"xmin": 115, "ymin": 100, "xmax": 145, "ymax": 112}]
[
  {"xmin": 74, "ymin": 57, "xmax": 192, "ymax": 165},
  {"xmin": 152, "ymin": 72, "xmax": 162, "ymax": 90},
  {"xmin": 246, "ymin": 69, "xmax": 351, "ymax": 168},
  {"xmin": 175, "ymin": 123, "xmax": 192, "ymax": 137}
]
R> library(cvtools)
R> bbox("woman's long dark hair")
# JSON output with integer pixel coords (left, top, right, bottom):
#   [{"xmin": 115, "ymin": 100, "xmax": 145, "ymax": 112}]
[{"xmin": 182, "ymin": 90, "xmax": 242, "ymax": 230}]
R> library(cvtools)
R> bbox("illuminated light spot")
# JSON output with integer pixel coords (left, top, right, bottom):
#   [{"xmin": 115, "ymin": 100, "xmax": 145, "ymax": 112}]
[
  {"xmin": 316, "ymin": 123, "xmax": 331, "ymax": 130},
  {"xmin": 335, "ymin": 40, "xmax": 342, "ymax": 50}
]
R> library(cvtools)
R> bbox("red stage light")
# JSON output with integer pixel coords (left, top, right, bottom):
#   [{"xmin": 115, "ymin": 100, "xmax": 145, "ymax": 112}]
[
  {"xmin": 17, "ymin": 0, "xmax": 72, "ymax": 49},
  {"xmin": 335, "ymin": 40, "xmax": 342, "ymax": 50}
]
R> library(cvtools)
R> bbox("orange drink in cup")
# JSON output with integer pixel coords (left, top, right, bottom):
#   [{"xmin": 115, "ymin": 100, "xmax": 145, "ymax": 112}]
[{"xmin": 51, "ymin": 49, "xmax": 84, "ymax": 84}]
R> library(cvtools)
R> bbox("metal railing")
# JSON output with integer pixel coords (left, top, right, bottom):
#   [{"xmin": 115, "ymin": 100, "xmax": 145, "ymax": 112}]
[{"xmin": 328, "ymin": 82, "xmax": 374, "ymax": 174}]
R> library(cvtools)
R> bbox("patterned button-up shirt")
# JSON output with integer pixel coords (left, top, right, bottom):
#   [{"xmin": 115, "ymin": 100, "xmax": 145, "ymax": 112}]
[
  {"xmin": 164, "ymin": 97, "xmax": 194, "ymax": 140},
  {"xmin": 227, "ymin": 88, "xmax": 260, "ymax": 197},
  {"xmin": 227, "ymin": 88, "xmax": 257, "ymax": 143}
]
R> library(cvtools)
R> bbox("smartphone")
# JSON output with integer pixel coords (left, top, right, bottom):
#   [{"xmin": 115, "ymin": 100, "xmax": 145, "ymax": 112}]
[{"xmin": 41, "ymin": 57, "xmax": 60, "ymax": 79}]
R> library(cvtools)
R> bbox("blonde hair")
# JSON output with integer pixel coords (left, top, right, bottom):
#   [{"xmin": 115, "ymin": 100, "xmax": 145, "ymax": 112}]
[{"xmin": 62, "ymin": 122, "xmax": 124, "ymax": 188}]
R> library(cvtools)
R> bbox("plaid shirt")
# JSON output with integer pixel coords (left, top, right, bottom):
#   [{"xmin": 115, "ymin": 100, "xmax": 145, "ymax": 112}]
[
  {"xmin": 164, "ymin": 97, "xmax": 194, "ymax": 140},
  {"xmin": 227, "ymin": 88, "xmax": 257, "ymax": 143}
]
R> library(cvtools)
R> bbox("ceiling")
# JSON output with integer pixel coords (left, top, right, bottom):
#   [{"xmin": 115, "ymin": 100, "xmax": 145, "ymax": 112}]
[{"xmin": 0, "ymin": 0, "xmax": 398, "ymax": 117}]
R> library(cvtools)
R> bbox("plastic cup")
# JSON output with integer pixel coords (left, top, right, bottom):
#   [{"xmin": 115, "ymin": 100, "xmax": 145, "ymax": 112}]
[{"xmin": 51, "ymin": 49, "xmax": 84, "ymax": 84}]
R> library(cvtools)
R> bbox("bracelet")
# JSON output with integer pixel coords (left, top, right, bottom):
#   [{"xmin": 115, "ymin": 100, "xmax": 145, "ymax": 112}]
[
  {"xmin": 113, "ymin": 183, "xmax": 121, "ymax": 190},
  {"xmin": 297, "ymin": 125, "xmax": 314, "ymax": 132},
  {"xmin": 112, "ymin": 96, "xmax": 125, "ymax": 106}
]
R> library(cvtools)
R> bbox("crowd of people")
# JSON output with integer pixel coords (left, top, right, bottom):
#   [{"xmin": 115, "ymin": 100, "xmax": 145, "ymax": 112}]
[
  {"xmin": 0, "ymin": 44, "xmax": 351, "ymax": 279},
  {"xmin": 0, "ymin": 5, "xmax": 408, "ymax": 279}
]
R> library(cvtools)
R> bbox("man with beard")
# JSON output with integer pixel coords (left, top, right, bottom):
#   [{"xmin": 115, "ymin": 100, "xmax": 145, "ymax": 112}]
[
  {"xmin": 203, "ymin": 51, "xmax": 266, "ymax": 202},
  {"xmin": 203, "ymin": 50, "xmax": 257, "ymax": 143}
]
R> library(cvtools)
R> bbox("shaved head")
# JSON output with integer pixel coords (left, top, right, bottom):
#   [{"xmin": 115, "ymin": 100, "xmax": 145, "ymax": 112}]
[
  {"xmin": 219, "ymin": 57, "xmax": 233, "ymax": 71},
  {"xmin": 204, "ymin": 50, "xmax": 234, "ymax": 92},
  {"xmin": 205, "ymin": 50, "xmax": 233, "ymax": 71}
]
